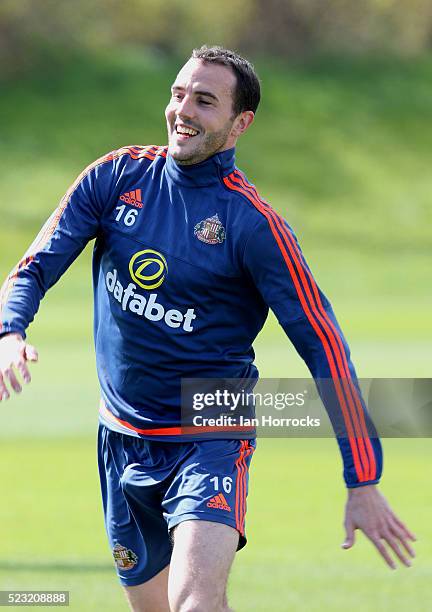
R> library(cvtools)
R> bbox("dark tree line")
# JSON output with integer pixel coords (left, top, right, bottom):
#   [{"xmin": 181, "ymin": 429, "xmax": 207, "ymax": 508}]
[{"xmin": 2, "ymin": 0, "xmax": 432, "ymax": 77}]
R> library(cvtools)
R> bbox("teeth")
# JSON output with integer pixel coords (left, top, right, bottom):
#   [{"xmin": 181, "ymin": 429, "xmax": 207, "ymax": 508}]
[{"xmin": 176, "ymin": 126, "xmax": 199, "ymax": 136}]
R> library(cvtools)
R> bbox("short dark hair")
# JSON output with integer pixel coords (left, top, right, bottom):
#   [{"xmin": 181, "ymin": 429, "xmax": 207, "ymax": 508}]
[{"xmin": 191, "ymin": 45, "xmax": 261, "ymax": 116}]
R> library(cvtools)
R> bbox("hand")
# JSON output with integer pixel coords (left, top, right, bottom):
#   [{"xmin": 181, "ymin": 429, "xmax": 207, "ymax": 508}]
[
  {"xmin": 0, "ymin": 332, "xmax": 38, "ymax": 401},
  {"xmin": 342, "ymin": 484, "xmax": 416, "ymax": 569}
]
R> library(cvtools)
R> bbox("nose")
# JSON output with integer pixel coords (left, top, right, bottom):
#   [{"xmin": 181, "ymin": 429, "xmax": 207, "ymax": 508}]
[{"xmin": 176, "ymin": 94, "xmax": 195, "ymax": 120}]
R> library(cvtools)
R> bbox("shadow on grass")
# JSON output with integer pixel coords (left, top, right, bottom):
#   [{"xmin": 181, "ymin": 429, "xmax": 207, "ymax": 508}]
[{"xmin": 0, "ymin": 560, "xmax": 113, "ymax": 573}]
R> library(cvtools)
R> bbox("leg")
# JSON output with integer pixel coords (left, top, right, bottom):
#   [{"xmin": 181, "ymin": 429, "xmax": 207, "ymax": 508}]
[
  {"xmin": 168, "ymin": 520, "xmax": 239, "ymax": 612},
  {"xmin": 97, "ymin": 427, "xmax": 173, "ymax": 610},
  {"xmin": 123, "ymin": 564, "xmax": 170, "ymax": 612}
]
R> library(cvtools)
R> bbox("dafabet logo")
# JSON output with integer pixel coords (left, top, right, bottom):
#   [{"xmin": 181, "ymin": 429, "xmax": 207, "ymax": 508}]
[
  {"xmin": 129, "ymin": 249, "xmax": 168, "ymax": 290},
  {"xmin": 105, "ymin": 249, "xmax": 196, "ymax": 332}
]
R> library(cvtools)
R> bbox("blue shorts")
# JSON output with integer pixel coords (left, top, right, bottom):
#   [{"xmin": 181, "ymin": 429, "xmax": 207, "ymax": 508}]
[{"xmin": 97, "ymin": 425, "xmax": 255, "ymax": 586}]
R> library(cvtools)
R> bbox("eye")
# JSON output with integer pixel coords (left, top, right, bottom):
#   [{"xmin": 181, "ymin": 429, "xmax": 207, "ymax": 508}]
[
  {"xmin": 199, "ymin": 100, "xmax": 212, "ymax": 106},
  {"xmin": 172, "ymin": 93, "xmax": 183, "ymax": 100}
]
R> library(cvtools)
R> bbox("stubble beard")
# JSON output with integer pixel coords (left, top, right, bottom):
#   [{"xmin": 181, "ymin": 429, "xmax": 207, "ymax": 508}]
[{"xmin": 168, "ymin": 121, "xmax": 234, "ymax": 166}]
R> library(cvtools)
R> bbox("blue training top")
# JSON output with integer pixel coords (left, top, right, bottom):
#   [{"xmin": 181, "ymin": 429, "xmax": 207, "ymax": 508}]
[{"xmin": 0, "ymin": 145, "xmax": 382, "ymax": 487}]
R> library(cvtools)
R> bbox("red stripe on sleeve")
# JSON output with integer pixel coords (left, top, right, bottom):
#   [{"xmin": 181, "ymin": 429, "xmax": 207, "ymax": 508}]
[
  {"xmin": 236, "ymin": 172, "xmax": 376, "ymax": 480},
  {"xmin": 233, "ymin": 171, "xmax": 376, "ymax": 480},
  {"xmin": 224, "ymin": 174, "xmax": 372, "ymax": 482}
]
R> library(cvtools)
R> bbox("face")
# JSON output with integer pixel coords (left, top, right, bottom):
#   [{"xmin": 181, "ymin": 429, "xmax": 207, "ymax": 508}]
[{"xmin": 165, "ymin": 58, "xmax": 253, "ymax": 165}]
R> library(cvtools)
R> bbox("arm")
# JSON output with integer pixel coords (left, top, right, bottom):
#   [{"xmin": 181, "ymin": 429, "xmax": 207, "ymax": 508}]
[
  {"xmin": 243, "ymin": 214, "xmax": 381, "ymax": 487},
  {"xmin": 0, "ymin": 150, "xmax": 117, "ymax": 399},
  {"xmin": 243, "ymin": 212, "xmax": 416, "ymax": 566}
]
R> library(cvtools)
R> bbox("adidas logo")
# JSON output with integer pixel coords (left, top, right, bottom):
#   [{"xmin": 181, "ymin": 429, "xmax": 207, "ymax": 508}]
[
  {"xmin": 207, "ymin": 493, "xmax": 231, "ymax": 512},
  {"xmin": 120, "ymin": 189, "xmax": 143, "ymax": 209}
]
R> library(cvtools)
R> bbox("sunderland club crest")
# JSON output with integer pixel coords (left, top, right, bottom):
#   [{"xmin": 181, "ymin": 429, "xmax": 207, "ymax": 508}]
[
  {"xmin": 194, "ymin": 214, "xmax": 226, "ymax": 245},
  {"xmin": 112, "ymin": 543, "xmax": 138, "ymax": 571}
]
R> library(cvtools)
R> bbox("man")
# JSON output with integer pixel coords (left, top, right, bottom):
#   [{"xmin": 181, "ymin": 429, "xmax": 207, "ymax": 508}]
[{"xmin": 0, "ymin": 46, "xmax": 416, "ymax": 611}]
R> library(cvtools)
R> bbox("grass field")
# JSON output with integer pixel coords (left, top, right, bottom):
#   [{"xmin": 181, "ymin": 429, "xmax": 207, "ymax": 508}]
[
  {"xmin": 0, "ymin": 51, "xmax": 431, "ymax": 610},
  {"xmin": 0, "ymin": 436, "xmax": 430, "ymax": 611}
]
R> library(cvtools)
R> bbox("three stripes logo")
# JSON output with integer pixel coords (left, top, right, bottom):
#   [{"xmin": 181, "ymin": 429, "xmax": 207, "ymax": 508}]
[
  {"xmin": 207, "ymin": 493, "xmax": 231, "ymax": 512},
  {"xmin": 120, "ymin": 188, "xmax": 143, "ymax": 209}
]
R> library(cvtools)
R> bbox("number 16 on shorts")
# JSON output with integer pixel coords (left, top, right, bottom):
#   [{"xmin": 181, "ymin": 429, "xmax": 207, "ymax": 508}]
[{"xmin": 210, "ymin": 475, "xmax": 232, "ymax": 493}]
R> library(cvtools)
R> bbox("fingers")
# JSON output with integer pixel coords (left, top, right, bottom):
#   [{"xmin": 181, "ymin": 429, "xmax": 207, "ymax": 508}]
[
  {"xmin": 4, "ymin": 367, "xmax": 22, "ymax": 394},
  {"xmin": 24, "ymin": 344, "xmax": 38, "ymax": 362},
  {"xmin": 0, "ymin": 373, "xmax": 10, "ymax": 401},
  {"xmin": 342, "ymin": 520, "xmax": 356, "ymax": 549},
  {"xmin": 366, "ymin": 519, "xmax": 416, "ymax": 570},
  {"xmin": 0, "ymin": 337, "xmax": 38, "ymax": 401},
  {"xmin": 0, "ymin": 362, "xmax": 32, "ymax": 401},
  {"xmin": 16, "ymin": 358, "xmax": 32, "ymax": 384},
  {"xmin": 344, "ymin": 487, "xmax": 417, "ymax": 569},
  {"xmin": 1, "ymin": 360, "xmax": 33, "ymax": 397},
  {"xmin": 369, "ymin": 535, "xmax": 397, "ymax": 570},
  {"xmin": 390, "ymin": 512, "xmax": 417, "ymax": 542},
  {"xmin": 381, "ymin": 530, "xmax": 412, "ymax": 567},
  {"xmin": 388, "ymin": 516, "xmax": 416, "ymax": 559}
]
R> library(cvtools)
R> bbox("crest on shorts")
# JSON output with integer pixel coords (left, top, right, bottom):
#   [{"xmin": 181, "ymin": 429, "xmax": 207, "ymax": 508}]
[
  {"xmin": 112, "ymin": 543, "xmax": 138, "ymax": 571},
  {"xmin": 194, "ymin": 214, "xmax": 226, "ymax": 245}
]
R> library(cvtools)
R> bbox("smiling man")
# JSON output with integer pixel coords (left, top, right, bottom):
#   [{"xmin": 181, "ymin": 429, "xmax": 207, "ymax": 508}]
[
  {"xmin": 0, "ymin": 46, "xmax": 416, "ymax": 611},
  {"xmin": 167, "ymin": 54, "xmax": 252, "ymax": 165}
]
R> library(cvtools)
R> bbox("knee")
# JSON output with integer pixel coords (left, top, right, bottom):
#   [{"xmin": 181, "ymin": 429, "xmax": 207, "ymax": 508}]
[
  {"xmin": 170, "ymin": 603, "xmax": 199, "ymax": 612},
  {"xmin": 169, "ymin": 592, "xmax": 225, "ymax": 612},
  {"xmin": 169, "ymin": 592, "xmax": 199, "ymax": 612},
  {"xmin": 170, "ymin": 603, "xmax": 208, "ymax": 612},
  {"xmin": 172, "ymin": 604, "xmax": 231, "ymax": 612}
]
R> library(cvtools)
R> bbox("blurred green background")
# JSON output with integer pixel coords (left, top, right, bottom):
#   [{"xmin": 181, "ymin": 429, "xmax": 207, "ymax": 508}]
[{"xmin": 0, "ymin": 1, "xmax": 431, "ymax": 610}]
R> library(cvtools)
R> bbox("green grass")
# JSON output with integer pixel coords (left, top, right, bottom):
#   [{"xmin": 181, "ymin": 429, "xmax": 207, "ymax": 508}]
[
  {"xmin": 0, "ymin": 437, "xmax": 430, "ymax": 611},
  {"xmin": 0, "ymin": 51, "xmax": 431, "ymax": 610}
]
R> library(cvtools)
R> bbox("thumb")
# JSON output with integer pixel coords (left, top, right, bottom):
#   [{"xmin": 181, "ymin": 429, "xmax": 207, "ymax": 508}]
[
  {"xmin": 342, "ymin": 521, "xmax": 355, "ymax": 549},
  {"xmin": 24, "ymin": 344, "xmax": 38, "ymax": 362}
]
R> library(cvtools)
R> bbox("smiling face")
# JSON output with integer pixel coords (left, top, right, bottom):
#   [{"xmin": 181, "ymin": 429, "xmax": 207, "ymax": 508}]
[{"xmin": 165, "ymin": 58, "xmax": 254, "ymax": 165}]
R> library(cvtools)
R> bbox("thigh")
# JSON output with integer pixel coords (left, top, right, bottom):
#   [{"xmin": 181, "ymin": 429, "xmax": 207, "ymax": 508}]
[
  {"xmin": 168, "ymin": 520, "xmax": 238, "ymax": 612},
  {"xmin": 97, "ymin": 426, "xmax": 172, "ymax": 587},
  {"xmin": 123, "ymin": 565, "xmax": 170, "ymax": 612}
]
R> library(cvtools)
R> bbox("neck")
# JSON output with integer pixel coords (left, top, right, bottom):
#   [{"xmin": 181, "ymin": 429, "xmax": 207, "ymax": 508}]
[
  {"xmin": 165, "ymin": 147, "xmax": 236, "ymax": 188},
  {"xmin": 175, "ymin": 139, "xmax": 237, "ymax": 166}
]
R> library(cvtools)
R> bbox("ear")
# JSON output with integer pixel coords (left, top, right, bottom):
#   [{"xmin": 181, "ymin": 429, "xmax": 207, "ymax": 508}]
[{"xmin": 231, "ymin": 111, "xmax": 255, "ymax": 138}]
